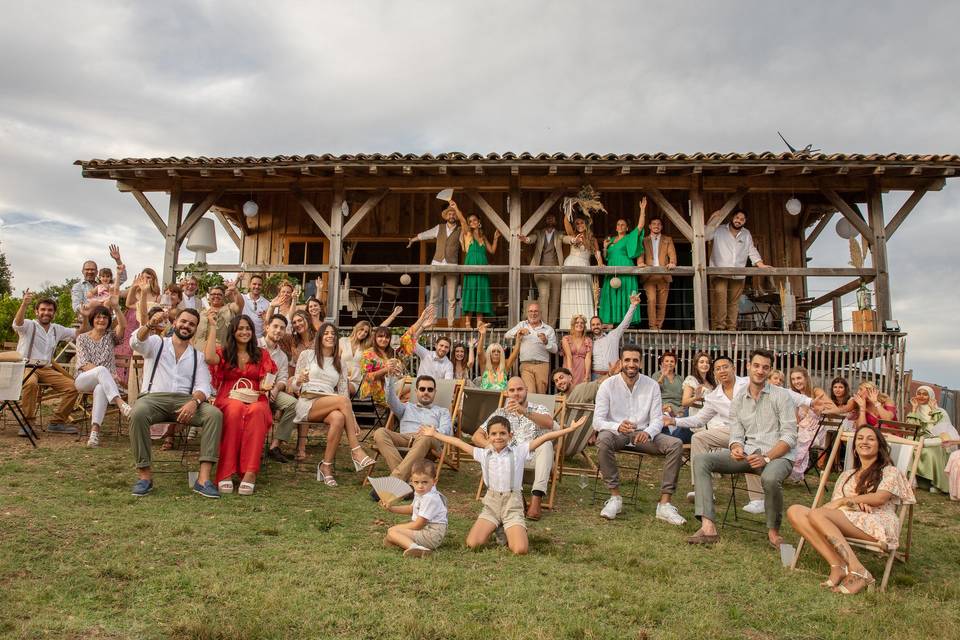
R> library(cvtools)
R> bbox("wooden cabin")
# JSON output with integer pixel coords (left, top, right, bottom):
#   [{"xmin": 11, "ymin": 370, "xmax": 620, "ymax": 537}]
[{"xmin": 75, "ymin": 151, "xmax": 960, "ymax": 405}]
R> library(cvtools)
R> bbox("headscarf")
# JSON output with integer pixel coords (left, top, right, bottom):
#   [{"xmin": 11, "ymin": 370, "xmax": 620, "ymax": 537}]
[{"xmin": 913, "ymin": 385, "xmax": 958, "ymax": 439}]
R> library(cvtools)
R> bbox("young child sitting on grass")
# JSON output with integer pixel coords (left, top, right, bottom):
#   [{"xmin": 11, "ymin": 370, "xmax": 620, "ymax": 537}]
[
  {"xmin": 382, "ymin": 459, "xmax": 448, "ymax": 558},
  {"xmin": 419, "ymin": 414, "xmax": 586, "ymax": 555}
]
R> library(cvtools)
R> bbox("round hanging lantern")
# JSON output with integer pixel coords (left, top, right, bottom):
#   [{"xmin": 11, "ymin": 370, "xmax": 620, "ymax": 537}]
[
  {"xmin": 785, "ymin": 198, "xmax": 802, "ymax": 216},
  {"xmin": 400, "ymin": 273, "xmax": 412, "ymax": 286},
  {"xmin": 835, "ymin": 218, "xmax": 857, "ymax": 239},
  {"xmin": 242, "ymin": 200, "xmax": 259, "ymax": 218},
  {"xmin": 610, "ymin": 277, "xmax": 622, "ymax": 289}
]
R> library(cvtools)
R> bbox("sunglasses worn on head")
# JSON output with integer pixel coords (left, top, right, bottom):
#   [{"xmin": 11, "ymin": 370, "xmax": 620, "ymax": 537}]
[{"xmin": 417, "ymin": 387, "xmax": 435, "ymax": 392}]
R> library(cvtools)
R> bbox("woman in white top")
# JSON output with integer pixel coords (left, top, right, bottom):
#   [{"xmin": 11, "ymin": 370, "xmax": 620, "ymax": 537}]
[
  {"xmin": 292, "ymin": 322, "xmax": 375, "ymax": 486},
  {"xmin": 338, "ymin": 306, "xmax": 403, "ymax": 395},
  {"xmin": 681, "ymin": 351, "xmax": 715, "ymax": 417}
]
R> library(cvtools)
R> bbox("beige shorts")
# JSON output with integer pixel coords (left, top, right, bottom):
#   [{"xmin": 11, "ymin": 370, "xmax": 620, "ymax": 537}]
[
  {"xmin": 479, "ymin": 491, "xmax": 526, "ymax": 530},
  {"xmin": 412, "ymin": 523, "xmax": 447, "ymax": 550}
]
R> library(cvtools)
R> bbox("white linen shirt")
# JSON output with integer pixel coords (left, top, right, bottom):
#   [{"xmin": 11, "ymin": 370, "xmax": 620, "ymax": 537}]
[
  {"xmin": 591, "ymin": 302, "xmax": 638, "ymax": 373},
  {"xmin": 258, "ymin": 337, "xmax": 289, "ymax": 386},
  {"xmin": 708, "ymin": 223, "xmax": 763, "ymax": 280},
  {"xmin": 241, "ymin": 293, "xmax": 271, "ymax": 338},
  {"xmin": 473, "ymin": 442, "xmax": 531, "ymax": 492},
  {"xmin": 593, "ymin": 373, "xmax": 663, "ymax": 438},
  {"xmin": 414, "ymin": 343, "xmax": 454, "ymax": 380},
  {"xmin": 131, "ymin": 333, "xmax": 212, "ymax": 397},
  {"xmin": 411, "ymin": 486, "xmax": 448, "ymax": 525},
  {"xmin": 14, "ymin": 320, "xmax": 76, "ymax": 365},
  {"xmin": 676, "ymin": 377, "xmax": 749, "ymax": 431},
  {"xmin": 503, "ymin": 320, "xmax": 558, "ymax": 363}
]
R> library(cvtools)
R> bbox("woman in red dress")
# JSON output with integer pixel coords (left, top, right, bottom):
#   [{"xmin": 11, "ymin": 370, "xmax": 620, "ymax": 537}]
[{"xmin": 204, "ymin": 311, "xmax": 277, "ymax": 495}]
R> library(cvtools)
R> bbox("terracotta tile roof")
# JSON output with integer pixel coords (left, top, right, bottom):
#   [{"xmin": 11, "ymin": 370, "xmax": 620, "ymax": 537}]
[{"xmin": 75, "ymin": 152, "xmax": 960, "ymax": 168}]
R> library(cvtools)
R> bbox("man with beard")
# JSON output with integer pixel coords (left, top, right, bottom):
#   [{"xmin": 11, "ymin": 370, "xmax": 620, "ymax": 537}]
[
  {"xmin": 641, "ymin": 218, "xmax": 677, "ymax": 331},
  {"xmin": 593, "ymin": 344, "xmax": 685, "ymax": 525},
  {"xmin": 473, "ymin": 376, "xmax": 556, "ymax": 520},
  {"xmin": 408, "ymin": 203, "xmax": 461, "ymax": 326},
  {"xmin": 519, "ymin": 213, "xmax": 564, "ymax": 326},
  {"xmin": 128, "ymin": 274, "xmax": 223, "ymax": 498},
  {"xmin": 707, "ymin": 210, "xmax": 771, "ymax": 331},
  {"xmin": 70, "ymin": 244, "xmax": 127, "ymax": 317},
  {"xmin": 14, "ymin": 290, "xmax": 80, "ymax": 433},
  {"xmin": 260, "ymin": 314, "xmax": 300, "ymax": 463},
  {"xmin": 414, "ymin": 335, "xmax": 454, "ymax": 381},
  {"xmin": 589, "ymin": 292, "xmax": 640, "ymax": 380},
  {"xmin": 241, "ymin": 274, "xmax": 270, "ymax": 338}
]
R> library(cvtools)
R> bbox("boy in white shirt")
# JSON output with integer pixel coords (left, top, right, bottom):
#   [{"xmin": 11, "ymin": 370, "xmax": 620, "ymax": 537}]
[
  {"xmin": 382, "ymin": 459, "xmax": 448, "ymax": 558},
  {"xmin": 421, "ymin": 414, "xmax": 586, "ymax": 555}
]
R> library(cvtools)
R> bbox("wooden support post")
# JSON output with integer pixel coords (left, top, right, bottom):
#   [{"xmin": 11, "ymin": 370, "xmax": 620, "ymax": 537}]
[
  {"xmin": 821, "ymin": 187, "xmax": 875, "ymax": 245},
  {"xmin": 162, "ymin": 183, "xmax": 182, "ymax": 286},
  {"xmin": 177, "ymin": 188, "xmax": 225, "ymax": 242},
  {"xmin": 884, "ymin": 181, "xmax": 936, "ymax": 241},
  {"xmin": 129, "ymin": 189, "xmax": 167, "ymax": 235},
  {"xmin": 868, "ymin": 181, "xmax": 892, "ymax": 323},
  {"xmin": 327, "ymin": 185, "xmax": 345, "ymax": 323},
  {"xmin": 464, "ymin": 189, "xmax": 511, "ymax": 238},
  {"xmin": 508, "ymin": 178, "xmax": 522, "ymax": 327},
  {"xmin": 690, "ymin": 178, "xmax": 709, "ymax": 331},
  {"xmin": 645, "ymin": 188, "xmax": 693, "ymax": 241},
  {"xmin": 212, "ymin": 208, "xmax": 242, "ymax": 250},
  {"xmin": 705, "ymin": 187, "xmax": 750, "ymax": 237},
  {"xmin": 832, "ymin": 297, "xmax": 844, "ymax": 332},
  {"xmin": 293, "ymin": 188, "xmax": 333, "ymax": 239}
]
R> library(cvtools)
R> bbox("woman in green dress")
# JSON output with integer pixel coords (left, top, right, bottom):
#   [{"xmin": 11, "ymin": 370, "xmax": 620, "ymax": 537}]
[
  {"xmin": 453, "ymin": 201, "xmax": 499, "ymax": 328},
  {"xmin": 906, "ymin": 385, "xmax": 959, "ymax": 494},
  {"xmin": 598, "ymin": 196, "xmax": 646, "ymax": 325}
]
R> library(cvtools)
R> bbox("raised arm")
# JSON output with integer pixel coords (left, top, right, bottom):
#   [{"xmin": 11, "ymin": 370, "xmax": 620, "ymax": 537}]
[
  {"xmin": 637, "ymin": 196, "xmax": 647, "ymax": 230},
  {"xmin": 476, "ymin": 322, "xmax": 488, "ymax": 370},
  {"xmin": 226, "ymin": 277, "xmax": 243, "ymax": 314},
  {"xmin": 487, "ymin": 230, "xmax": 500, "ymax": 254},
  {"xmin": 407, "ymin": 304, "xmax": 436, "ymax": 341},
  {"xmin": 110, "ymin": 298, "xmax": 126, "ymax": 341},
  {"xmin": 417, "ymin": 425, "xmax": 475, "ymax": 455},
  {"xmin": 503, "ymin": 332, "xmax": 523, "ymax": 373},
  {"xmin": 203, "ymin": 308, "xmax": 221, "ymax": 365},
  {"xmin": 562, "ymin": 214, "xmax": 575, "ymax": 237},
  {"xmin": 467, "ymin": 337, "xmax": 476, "ymax": 371},
  {"xmin": 134, "ymin": 274, "xmax": 157, "ymax": 342},
  {"xmin": 528, "ymin": 416, "xmax": 587, "ymax": 451},
  {"xmin": 14, "ymin": 289, "xmax": 34, "ymax": 328},
  {"xmin": 380, "ymin": 306, "xmax": 403, "ymax": 328}
]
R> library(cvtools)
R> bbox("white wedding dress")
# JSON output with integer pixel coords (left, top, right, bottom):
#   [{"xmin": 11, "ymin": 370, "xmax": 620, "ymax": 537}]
[{"xmin": 558, "ymin": 238, "xmax": 596, "ymax": 330}]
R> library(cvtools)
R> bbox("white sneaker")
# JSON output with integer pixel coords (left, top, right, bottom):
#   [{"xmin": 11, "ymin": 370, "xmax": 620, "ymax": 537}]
[
  {"xmin": 403, "ymin": 543, "xmax": 432, "ymax": 558},
  {"xmin": 743, "ymin": 499, "xmax": 765, "ymax": 514},
  {"xmin": 600, "ymin": 495, "xmax": 623, "ymax": 520},
  {"xmin": 86, "ymin": 430, "xmax": 100, "ymax": 448},
  {"xmin": 119, "ymin": 401, "xmax": 133, "ymax": 418},
  {"xmin": 656, "ymin": 502, "xmax": 687, "ymax": 526}
]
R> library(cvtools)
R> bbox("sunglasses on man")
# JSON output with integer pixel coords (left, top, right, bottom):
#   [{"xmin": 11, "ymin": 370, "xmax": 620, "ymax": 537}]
[{"xmin": 417, "ymin": 386, "xmax": 435, "ymax": 393}]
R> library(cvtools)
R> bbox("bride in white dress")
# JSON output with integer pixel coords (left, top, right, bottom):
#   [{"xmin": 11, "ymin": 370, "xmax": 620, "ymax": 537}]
[{"xmin": 559, "ymin": 214, "xmax": 603, "ymax": 329}]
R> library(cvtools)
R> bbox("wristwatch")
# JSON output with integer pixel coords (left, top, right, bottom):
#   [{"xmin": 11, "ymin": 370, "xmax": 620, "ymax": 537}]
[
  {"xmin": 194, "ymin": 398, "xmax": 203, "ymax": 408},
  {"xmin": 762, "ymin": 456, "xmax": 771, "ymax": 465}
]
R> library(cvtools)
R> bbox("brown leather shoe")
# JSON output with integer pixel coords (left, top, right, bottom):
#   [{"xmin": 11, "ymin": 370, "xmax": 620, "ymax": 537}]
[
  {"xmin": 526, "ymin": 495, "xmax": 542, "ymax": 520},
  {"xmin": 686, "ymin": 530, "xmax": 720, "ymax": 545}
]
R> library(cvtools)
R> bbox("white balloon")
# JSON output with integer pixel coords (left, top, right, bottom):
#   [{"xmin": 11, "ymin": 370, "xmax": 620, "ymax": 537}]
[
  {"xmin": 835, "ymin": 218, "xmax": 858, "ymax": 239},
  {"xmin": 400, "ymin": 273, "xmax": 412, "ymax": 286},
  {"xmin": 242, "ymin": 200, "xmax": 259, "ymax": 218},
  {"xmin": 785, "ymin": 198, "xmax": 802, "ymax": 216},
  {"xmin": 610, "ymin": 276, "xmax": 622, "ymax": 289}
]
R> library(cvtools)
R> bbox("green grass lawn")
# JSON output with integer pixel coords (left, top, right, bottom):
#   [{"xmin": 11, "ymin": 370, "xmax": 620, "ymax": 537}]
[{"xmin": 1, "ymin": 428, "xmax": 958, "ymax": 640}]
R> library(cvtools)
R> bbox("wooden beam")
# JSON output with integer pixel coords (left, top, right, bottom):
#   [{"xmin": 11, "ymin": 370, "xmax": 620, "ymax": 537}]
[
  {"xmin": 161, "ymin": 183, "xmax": 182, "ymax": 286},
  {"xmin": 508, "ymin": 178, "xmax": 522, "ymax": 326},
  {"xmin": 177, "ymin": 188, "xmax": 224, "ymax": 241},
  {"xmin": 832, "ymin": 297, "xmax": 843, "ymax": 331},
  {"xmin": 520, "ymin": 189, "xmax": 565, "ymax": 236},
  {"xmin": 645, "ymin": 188, "xmax": 693, "ymax": 241},
  {"xmin": 129, "ymin": 189, "xmax": 167, "ymax": 236},
  {"xmin": 690, "ymin": 178, "xmax": 709, "ymax": 331},
  {"xmin": 868, "ymin": 182, "xmax": 892, "ymax": 323},
  {"xmin": 884, "ymin": 182, "xmax": 932, "ymax": 240},
  {"xmin": 821, "ymin": 187, "xmax": 874, "ymax": 244},
  {"xmin": 801, "ymin": 166, "xmax": 813, "ymax": 175},
  {"xmin": 807, "ymin": 276, "xmax": 876, "ymax": 309},
  {"xmin": 341, "ymin": 188, "xmax": 390, "ymax": 238},
  {"xmin": 212, "ymin": 208, "xmax": 242, "ymax": 251},
  {"xmin": 402, "ymin": 166, "xmax": 412, "ymax": 175},
  {"xmin": 293, "ymin": 188, "xmax": 333, "ymax": 239},
  {"xmin": 708, "ymin": 267, "xmax": 874, "ymax": 277},
  {"xmin": 464, "ymin": 189, "xmax": 510, "ymax": 238},
  {"xmin": 836, "ymin": 166, "xmax": 849, "ymax": 175},
  {"xmin": 705, "ymin": 187, "xmax": 750, "ymax": 237},
  {"xmin": 803, "ymin": 212, "xmax": 834, "ymax": 251},
  {"xmin": 764, "ymin": 166, "xmax": 777, "ymax": 175}
]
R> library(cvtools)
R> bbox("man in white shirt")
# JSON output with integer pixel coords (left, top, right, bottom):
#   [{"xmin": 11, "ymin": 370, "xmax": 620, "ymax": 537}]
[
  {"xmin": 241, "ymin": 274, "xmax": 270, "ymax": 338},
  {"xmin": 128, "ymin": 285, "xmax": 223, "ymax": 498},
  {"xmin": 593, "ymin": 344, "xmax": 686, "ymax": 525},
  {"xmin": 589, "ymin": 293, "xmax": 640, "ymax": 379},
  {"xmin": 13, "ymin": 290, "xmax": 79, "ymax": 433},
  {"xmin": 178, "ymin": 275, "xmax": 205, "ymax": 311},
  {"xmin": 707, "ymin": 210, "xmax": 771, "ymax": 330},
  {"xmin": 664, "ymin": 355, "xmax": 765, "ymax": 514},
  {"xmin": 519, "ymin": 213, "xmax": 564, "ymax": 326},
  {"xmin": 260, "ymin": 314, "xmax": 300, "ymax": 463},
  {"xmin": 408, "ymin": 204, "xmax": 461, "ymax": 326},
  {"xmin": 414, "ymin": 336, "xmax": 454, "ymax": 380},
  {"xmin": 70, "ymin": 244, "xmax": 127, "ymax": 316},
  {"xmin": 503, "ymin": 302, "xmax": 557, "ymax": 394}
]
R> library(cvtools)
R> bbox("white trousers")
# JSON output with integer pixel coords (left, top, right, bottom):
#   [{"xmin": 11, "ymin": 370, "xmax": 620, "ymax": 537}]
[{"xmin": 74, "ymin": 366, "xmax": 121, "ymax": 426}]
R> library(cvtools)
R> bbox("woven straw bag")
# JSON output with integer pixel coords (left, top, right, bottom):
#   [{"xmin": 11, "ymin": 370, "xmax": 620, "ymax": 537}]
[{"xmin": 228, "ymin": 378, "xmax": 260, "ymax": 404}]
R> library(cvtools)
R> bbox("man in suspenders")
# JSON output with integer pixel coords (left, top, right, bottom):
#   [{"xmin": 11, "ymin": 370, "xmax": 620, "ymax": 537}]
[{"xmin": 127, "ymin": 274, "xmax": 223, "ymax": 498}]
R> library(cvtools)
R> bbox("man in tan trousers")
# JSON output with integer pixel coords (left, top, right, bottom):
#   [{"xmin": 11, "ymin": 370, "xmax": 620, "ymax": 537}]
[
  {"xmin": 408, "ymin": 205, "xmax": 461, "ymax": 326},
  {"xmin": 503, "ymin": 302, "xmax": 557, "ymax": 394},
  {"xmin": 641, "ymin": 218, "xmax": 677, "ymax": 331},
  {"xmin": 519, "ymin": 213, "xmax": 564, "ymax": 326},
  {"xmin": 707, "ymin": 210, "xmax": 770, "ymax": 331}
]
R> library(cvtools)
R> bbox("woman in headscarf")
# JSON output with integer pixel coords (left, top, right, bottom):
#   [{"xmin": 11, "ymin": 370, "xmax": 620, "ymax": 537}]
[{"xmin": 906, "ymin": 385, "xmax": 959, "ymax": 494}]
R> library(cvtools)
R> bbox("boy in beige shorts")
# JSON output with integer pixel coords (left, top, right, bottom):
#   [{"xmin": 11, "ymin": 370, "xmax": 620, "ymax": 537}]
[
  {"xmin": 382, "ymin": 459, "xmax": 448, "ymax": 558},
  {"xmin": 420, "ymin": 414, "xmax": 585, "ymax": 555}
]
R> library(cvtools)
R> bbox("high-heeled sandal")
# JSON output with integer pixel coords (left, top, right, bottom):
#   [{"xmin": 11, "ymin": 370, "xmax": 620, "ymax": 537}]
[
  {"xmin": 836, "ymin": 569, "xmax": 875, "ymax": 595},
  {"xmin": 238, "ymin": 481, "xmax": 255, "ymax": 496},
  {"xmin": 820, "ymin": 565, "xmax": 848, "ymax": 588},
  {"xmin": 317, "ymin": 461, "xmax": 338, "ymax": 487},
  {"xmin": 351, "ymin": 446, "xmax": 376, "ymax": 471}
]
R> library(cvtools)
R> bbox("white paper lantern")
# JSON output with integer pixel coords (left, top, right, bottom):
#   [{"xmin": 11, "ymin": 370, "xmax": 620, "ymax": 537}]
[
  {"xmin": 610, "ymin": 276, "xmax": 622, "ymax": 289},
  {"xmin": 835, "ymin": 218, "xmax": 858, "ymax": 239},
  {"xmin": 785, "ymin": 198, "xmax": 802, "ymax": 216},
  {"xmin": 400, "ymin": 273, "xmax": 412, "ymax": 286},
  {"xmin": 186, "ymin": 218, "xmax": 217, "ymax": 262},
  {"xmin": 242, "ymin": 200, "xmax": 259, "ymax": 218}
]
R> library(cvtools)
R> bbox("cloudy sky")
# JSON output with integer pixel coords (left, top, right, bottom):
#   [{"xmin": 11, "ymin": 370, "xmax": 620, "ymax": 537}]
[{"xmin": 1, "ymin": 1, "xmax": 958, "ymax": 385}]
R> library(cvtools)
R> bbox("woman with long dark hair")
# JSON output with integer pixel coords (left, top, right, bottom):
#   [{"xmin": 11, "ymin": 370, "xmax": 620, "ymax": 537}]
[
  {"xmin": 787, "ymin": 424, "xmax": 915, "ymax": 594},
  {"xmin": 359, "ymin": 326, "xmax": 396, "ymax": 406},
  {"xmin": 681, "ymin": 351, "xmax": 715, "ymax": 417},
  {"xmin": 288, "ymin": 309, "xmax": 315, "ymax": 378},
  {"xmin": 292, "ymin": 322, "xmax": 374, "ymax": 485},
  {"xmin": 204, "ymin": 313, "xmax": 277, "ymax": 495},
  {"xmin": 74, "ymin": 301, "xmax": 131, "ymax": 447}
]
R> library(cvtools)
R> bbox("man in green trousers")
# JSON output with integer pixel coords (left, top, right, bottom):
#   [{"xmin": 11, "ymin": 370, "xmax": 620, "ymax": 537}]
[{"xmin": 128, "ymin": 273, "xmax": 223, "ymax": 498}]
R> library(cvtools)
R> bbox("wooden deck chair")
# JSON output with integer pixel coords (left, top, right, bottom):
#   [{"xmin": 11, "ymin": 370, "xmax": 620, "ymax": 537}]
[
  {"xmin": 557, "ymin": 401, "xmax": 597, "ymax": 477},
  {"xmin": 790, "ymin": 429, "xmax": 923, "ymax": 591},
  {"xmin": 455, "ymin": 387, "xmax": 503, "ymax": 464},
  {"xmin": 473, "ymin": 392, "xmax": 567, "ymax": 510}
]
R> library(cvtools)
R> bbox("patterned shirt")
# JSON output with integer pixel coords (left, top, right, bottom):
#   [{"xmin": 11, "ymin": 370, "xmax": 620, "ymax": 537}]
[
  {"xmin": 478, "ymin": 402, "xmax": 551, "ymax": 446},
  {"xmin": 76, "ymin": 331, "xmax": 121, "ymax": 375}
]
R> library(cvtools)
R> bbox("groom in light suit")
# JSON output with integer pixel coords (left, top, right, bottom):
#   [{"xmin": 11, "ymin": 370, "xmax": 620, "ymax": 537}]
[{"xmin": 520, "ymin": 213, "xmax": 565, "ymax": 327}]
